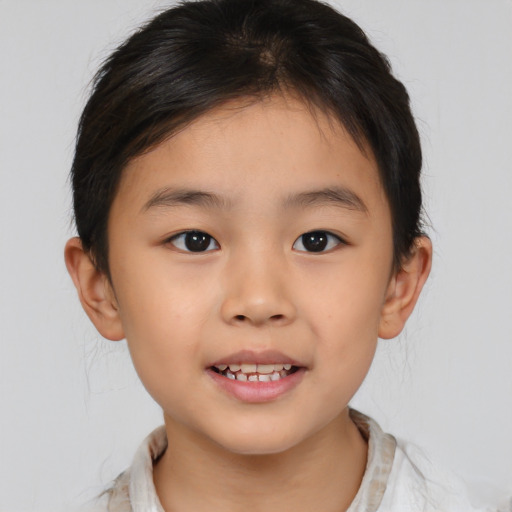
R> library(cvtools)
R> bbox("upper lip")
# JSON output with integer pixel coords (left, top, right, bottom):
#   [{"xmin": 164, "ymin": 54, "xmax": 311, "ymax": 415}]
[{"xmin": 209, "ymin": 349, "xmax": 303, "ymax": 368}]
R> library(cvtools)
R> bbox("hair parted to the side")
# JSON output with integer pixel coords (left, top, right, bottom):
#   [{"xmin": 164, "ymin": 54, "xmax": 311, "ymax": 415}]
[{"xmin": 71, "ymin": 0, "xmax": 423, "ymax": 278}]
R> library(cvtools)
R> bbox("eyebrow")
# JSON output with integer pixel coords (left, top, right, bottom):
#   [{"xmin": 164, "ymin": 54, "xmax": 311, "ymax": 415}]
[
  {"xmin": 142, "ymin": 185, "xmax": 367, "ymax": 214},
  {"xmin": 142, "ymin": 187, "xmax": 230, "ymax": 212},
  {"xmin": 284, "ymin": 187, "xmax": 368, "ymax": 214}
]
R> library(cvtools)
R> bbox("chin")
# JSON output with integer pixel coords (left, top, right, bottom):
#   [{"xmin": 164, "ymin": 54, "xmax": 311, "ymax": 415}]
[{"xmin": 211, "ymin": 425, "xmax": 306, "ymax": 456}]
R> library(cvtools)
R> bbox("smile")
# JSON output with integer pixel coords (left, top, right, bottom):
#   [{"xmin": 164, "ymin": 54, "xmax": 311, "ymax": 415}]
[{"xmin": 211, "ymin": 363, "xmax": 298, "ymax": 382}]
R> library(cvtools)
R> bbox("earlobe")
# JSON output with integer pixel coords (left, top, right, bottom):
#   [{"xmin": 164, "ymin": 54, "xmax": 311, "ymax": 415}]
[
  {"xmin": 64, "ymin": 237, "xmax": 125, "ymax": 341},
  {"xmin": 378, "ymin": 236, "xmax": 432, "ymax": 340}
]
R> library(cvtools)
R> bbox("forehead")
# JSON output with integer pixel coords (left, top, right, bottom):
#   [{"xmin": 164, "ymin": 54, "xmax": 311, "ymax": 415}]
[{"xmin": 113, "ymin": 94, "xmax": 388, "ymax": 218}]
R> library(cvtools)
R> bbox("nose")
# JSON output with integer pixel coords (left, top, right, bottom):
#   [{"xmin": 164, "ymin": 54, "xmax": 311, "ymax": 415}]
[{"xmin": 220, "ymin": 251, "xmax": 297, "ymax": 327}]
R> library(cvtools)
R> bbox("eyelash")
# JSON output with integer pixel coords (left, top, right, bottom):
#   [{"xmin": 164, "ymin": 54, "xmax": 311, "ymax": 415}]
[
  {"xmin": 166, "ymin": 230, "xmax": 345, "ymax": 253},
  {"xmin": 167, "ymin": 231, "xmax": 220, "ymax": 253},
  {"xmin": 292, "ymin": 231, "xmax": 345, "ymax": 253}
]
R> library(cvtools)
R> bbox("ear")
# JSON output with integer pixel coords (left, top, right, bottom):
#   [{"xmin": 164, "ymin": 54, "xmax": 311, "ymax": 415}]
[
  {"xmin": 378, "ymin": 236, "xmax": 432, "ymax": 339},
  {"xmin": 64, "ymin": 237, "xmax": 125, "ymax": 341}
]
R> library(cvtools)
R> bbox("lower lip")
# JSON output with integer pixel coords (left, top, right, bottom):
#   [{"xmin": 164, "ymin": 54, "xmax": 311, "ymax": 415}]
[{"xmin": 207, "ymin": 368, "xmax": 306, "ymax": 403}]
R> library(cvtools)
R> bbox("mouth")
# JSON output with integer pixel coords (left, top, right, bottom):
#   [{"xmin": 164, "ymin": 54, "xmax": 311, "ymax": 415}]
[
  {"xmin": 210, "ymin": 363, "xmax": 299, "ymax": 382},
  {"xmin": 207, "ymin": 350, "xmax": 306, "ymax": 402}
]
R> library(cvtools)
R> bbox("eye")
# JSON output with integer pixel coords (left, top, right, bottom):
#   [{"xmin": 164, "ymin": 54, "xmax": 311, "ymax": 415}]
[
  {"xmin": 292, "ymin": 231, "xmax": 343, "ymax": 253},
  {"xmin": 168, "ymin": 231, "xmax": 219, "ymax": 252}
]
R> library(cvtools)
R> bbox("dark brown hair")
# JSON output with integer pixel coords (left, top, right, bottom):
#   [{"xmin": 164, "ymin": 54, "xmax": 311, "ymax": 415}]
[{"xmin": 71, "ymin": 0, "xmax": 423, "ymax": 277}]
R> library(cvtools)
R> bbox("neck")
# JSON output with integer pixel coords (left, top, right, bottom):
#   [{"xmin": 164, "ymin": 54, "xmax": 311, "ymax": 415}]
[{"xmin": 153, "ymin": 408, "xmax": 368, "ymax": 512}]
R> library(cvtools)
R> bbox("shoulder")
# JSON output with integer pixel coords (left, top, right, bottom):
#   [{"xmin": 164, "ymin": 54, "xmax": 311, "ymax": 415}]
[
  {"xmin": 79, "ymin": 425, "xmax": 167, "ymax": 512},
  {"xmin": 349, "ymin": 409, "xmax": 503, "ymax": 512},
  {"xmin": 77, "ymin": 471, "xmax": 132, "ymax": 512},
  {"xmin": 380, "ymin": 436, "xmax": 498, "ymax": 512}
]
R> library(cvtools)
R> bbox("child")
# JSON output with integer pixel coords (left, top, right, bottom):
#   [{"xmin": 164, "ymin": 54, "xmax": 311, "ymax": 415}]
[{"xmin": 64, "ymin": 0, "xmax": 500, "ymax": 510}]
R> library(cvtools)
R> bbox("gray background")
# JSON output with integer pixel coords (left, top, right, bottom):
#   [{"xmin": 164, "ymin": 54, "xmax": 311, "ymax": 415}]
[{"xmin": 1, "ymin": 0, "xmax": 511, "ymax": 510}]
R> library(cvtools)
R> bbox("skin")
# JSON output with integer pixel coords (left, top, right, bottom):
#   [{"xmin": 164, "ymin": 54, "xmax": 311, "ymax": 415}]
[{"xmin": 65, "ymin": 94, "xmax": 432, "ymax": 512}]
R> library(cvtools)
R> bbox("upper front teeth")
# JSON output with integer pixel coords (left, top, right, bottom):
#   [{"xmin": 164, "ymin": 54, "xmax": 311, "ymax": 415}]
[{"xmin": 219, "ymin": 363, "xmax": 292, "ymax": 374}]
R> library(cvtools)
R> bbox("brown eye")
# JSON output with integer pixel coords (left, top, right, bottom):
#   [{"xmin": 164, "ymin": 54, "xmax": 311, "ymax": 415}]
[
  {"xmin": 169, "ymin": 231, "xmax": 219, "ymax": 252},
  {"xmin": 293, "ymin": 231, "xmax": 342, "ymax": 253}
]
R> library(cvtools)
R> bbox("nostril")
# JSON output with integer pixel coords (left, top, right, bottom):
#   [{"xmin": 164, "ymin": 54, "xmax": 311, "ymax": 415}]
[{"xmin": 233, "ymin": 313, "xmax": 286, "ymax": 323}]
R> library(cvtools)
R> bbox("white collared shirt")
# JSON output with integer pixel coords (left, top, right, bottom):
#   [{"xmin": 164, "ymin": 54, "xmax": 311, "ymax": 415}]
[{"xmin": 83, "ymin": 410, "xmax": 505, "ymax": 512}]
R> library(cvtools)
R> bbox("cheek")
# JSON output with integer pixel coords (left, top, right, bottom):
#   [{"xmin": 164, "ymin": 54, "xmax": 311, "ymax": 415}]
[
  {"xmin": 299, "ymin": 258, "xmax": 389, "ymax": 336},
  {"xmin": 309, "ymin": 291, "xmax": 380, "ymax": 410},
  {"xmin": 111, "ymin": 254, "xmax": 219, "ymax": 385},
  {"xmin": 297, "ymin": 254, "xmax": 389, "ymax": 385},
  {"xmin": 114, "ymin": 249, "xmax": 218, "ymax": 330}
]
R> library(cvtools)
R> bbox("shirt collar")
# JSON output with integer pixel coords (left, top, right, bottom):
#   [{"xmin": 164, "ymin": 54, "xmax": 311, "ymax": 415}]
[
  {"xmin": 347, "ymin": 409, "xmax": 397, "ymax": 512},
  {"xmin": 118, "ymin": 409, "xmax": 396, "ymax": 512}
]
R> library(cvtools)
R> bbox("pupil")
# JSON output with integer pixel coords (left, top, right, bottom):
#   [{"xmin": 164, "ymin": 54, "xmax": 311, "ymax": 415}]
[
  {"xmin": 185, "ymin": 231, "xmax": 210, "ymax": 252},
  {"xmin": 303, "ymin": 232, "xmax": 328, "ymax": 252}
]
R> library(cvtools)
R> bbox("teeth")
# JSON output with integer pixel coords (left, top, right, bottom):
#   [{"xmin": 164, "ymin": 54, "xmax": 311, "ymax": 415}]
[
  {"xmin": 256, "ymin": 364, "xmax": 274, "ymax": 374},
  {"xmin": 240, "ymin": 363, "xmax": 257, "ymax": 374},
  {"xmin": 219, "ymin": 363, "xmax": 292, "ymax": 372},
  {"xmin": 215, "ymin": 362, "xmax": 297, "ymax": 382},
  {"xmin": 225, "ymin": 371, "xmax": 285, "ymax": 382}
]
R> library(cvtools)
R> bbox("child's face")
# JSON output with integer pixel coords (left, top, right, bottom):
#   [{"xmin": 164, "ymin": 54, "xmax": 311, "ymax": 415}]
[{"xmin": 104, "ymin": 95, "xmax": 402, "ymax": 454}]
